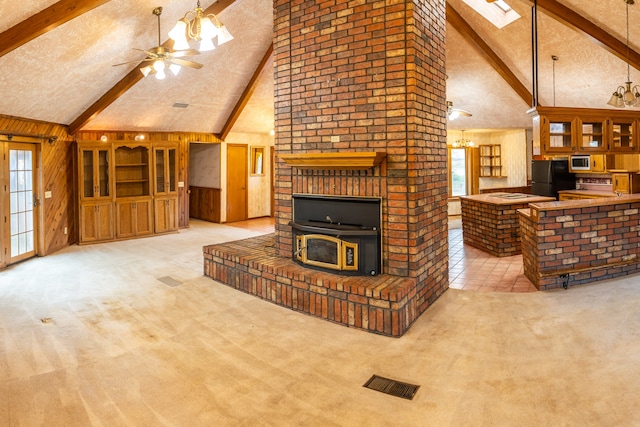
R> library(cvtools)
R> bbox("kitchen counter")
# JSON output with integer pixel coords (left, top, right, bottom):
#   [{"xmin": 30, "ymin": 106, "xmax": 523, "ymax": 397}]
[
  {"xmin": 518, "ymin": 194, "xmax": 640, "ymax": 290},
  {"xmin": 459, "ymin": 193, "xmax": 555, "ymax": 257}
]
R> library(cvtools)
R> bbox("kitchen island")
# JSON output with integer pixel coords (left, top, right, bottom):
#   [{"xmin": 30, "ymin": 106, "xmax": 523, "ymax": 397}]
[
  {"xmin": 459, "ymin": 193, "xmax": 556, "ymax": 257},
  {"xmin": 518, "ymin": 194, "xmax": 640, "ymax": 290}
]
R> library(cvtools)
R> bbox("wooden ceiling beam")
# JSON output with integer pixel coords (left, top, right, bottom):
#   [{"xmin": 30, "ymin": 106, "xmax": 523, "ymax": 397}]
[
  {"xmin": 217, "ymin": 43, "xmax": 273, "ymax": 141},
  {"xmin": 522, "ymin": 0, "xmax": 640, "ymax": 71},
  {"xmin": 446, "ymin": 3, "xmax": 534, "ymax": 106},
  {"xmin": 0, "ymin": 0, "xmax": 111, "ymax": 58},
  {"xmin": 69, "ymin": 0, "xmax": 237, "ymax": 134}
]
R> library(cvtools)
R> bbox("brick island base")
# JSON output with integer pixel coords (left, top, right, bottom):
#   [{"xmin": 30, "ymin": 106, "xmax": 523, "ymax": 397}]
[
  {"xmin": 203, "ymin": 234, "xmax": 419, "ymax": 337},
  {"xmin": 518, "ymin": 195, "xmax": 640, "ymax": 290}
]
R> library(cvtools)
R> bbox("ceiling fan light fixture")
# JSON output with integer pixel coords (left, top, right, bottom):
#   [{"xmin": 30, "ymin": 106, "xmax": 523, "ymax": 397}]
[
  {"xmin": 153, "ymin": 60, "xmax": 166, "ymax": 80},
  {"xmin": 140, "ymin": 65, "xmax": 153, "ymax": 77},
  {"xmin": 169, "ymin": 63, "xmax": 182, "ymax": 76}
]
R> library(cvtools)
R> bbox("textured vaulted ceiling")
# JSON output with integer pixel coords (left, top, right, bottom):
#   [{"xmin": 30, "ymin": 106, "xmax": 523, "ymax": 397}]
[{"xmin": 0, "ymin": 0, "xmax": 638, "ymax": 135}]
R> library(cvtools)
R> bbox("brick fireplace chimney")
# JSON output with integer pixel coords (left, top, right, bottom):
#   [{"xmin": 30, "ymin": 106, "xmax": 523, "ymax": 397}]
[{"xmin": 273, "ymin": 0, "xmax": 449, "ymax": 312}]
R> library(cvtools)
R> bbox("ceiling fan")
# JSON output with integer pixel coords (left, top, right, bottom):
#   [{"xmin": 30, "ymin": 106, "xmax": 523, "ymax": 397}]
[
  {"xmin": 113, "ymin": 7, "xmax": 203, "ymax": 80},
  {"xmin": 447, "ymin": 101, "xmax": 472, "ymax": 120}
]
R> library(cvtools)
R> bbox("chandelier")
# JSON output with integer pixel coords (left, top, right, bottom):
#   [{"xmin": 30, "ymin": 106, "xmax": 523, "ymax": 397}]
[
  {"xmin": 607, "ymin": 0, "xmax": 640, "ymax": 107},
  {"xmin": 452, "ymin": 130, "xmax": 474, "ymax": 148},
  {"xmin": 168, "ymin": 1, "xmax": 234, "ymax": 52}
]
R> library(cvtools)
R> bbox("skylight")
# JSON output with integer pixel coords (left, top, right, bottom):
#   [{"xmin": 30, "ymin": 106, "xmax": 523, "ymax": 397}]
[{"xmin": 461, "ymin": 0, "xmax": 521, "ymax": 29}]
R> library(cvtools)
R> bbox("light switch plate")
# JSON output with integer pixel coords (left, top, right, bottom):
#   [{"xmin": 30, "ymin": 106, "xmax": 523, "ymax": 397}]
[
  {"xmin": 178, "ymin": 181, "xmax": 185, "ymax": 188},
  {"xmin": 44, "ymin": 191, "xmax": 52, "ymax": 199}
]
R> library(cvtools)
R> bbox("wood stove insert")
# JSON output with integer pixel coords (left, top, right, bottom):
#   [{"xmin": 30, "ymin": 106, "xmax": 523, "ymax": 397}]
[{"xmin": 290, "ymin": 194, "xmax": 381, "ymax": 276}]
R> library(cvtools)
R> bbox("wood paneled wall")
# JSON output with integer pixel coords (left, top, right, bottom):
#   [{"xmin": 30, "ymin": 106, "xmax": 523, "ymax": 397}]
[
  {"xmin": 76, "ymin": 131, "xmax": 222, "ymax": 228},
  {"xmin": 0, "ymin": 114, "xmax": 74, "ymax": 256},
  {"xmin": 189, "ymin": 186, "xmax": 221, "ymax": 223},
  {"xmin": 0, "ymin": 117, "xmax": 223, "ymax": 261}
]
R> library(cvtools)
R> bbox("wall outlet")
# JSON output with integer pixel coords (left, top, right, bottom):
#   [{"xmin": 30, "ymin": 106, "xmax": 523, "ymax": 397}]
[
  {"xmin": 44, "ymin": 191, "xmax": 52, "ymax": 199},
  {"xmin": 64, "ymin": 227, "xmax": 67, "ymax": 235}
]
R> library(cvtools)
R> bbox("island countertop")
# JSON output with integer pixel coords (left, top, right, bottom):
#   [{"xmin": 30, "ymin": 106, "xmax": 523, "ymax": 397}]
[
  {"xmin": 529, "ymin": 192, "xmax": 640, "ymax": 211},
  {"xmin": 458, "ymin": 192, "xmax": 556, "ymax": 205}
]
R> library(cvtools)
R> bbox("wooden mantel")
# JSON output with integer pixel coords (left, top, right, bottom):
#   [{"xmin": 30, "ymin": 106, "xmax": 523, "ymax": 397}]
[{"xmin": 278, "ymin": 151, "xmax": 386, "ymax": 170}]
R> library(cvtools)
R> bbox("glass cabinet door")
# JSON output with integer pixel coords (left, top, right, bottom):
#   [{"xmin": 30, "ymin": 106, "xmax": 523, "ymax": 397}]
[
  {"xmin": 154, "ymin": 147, "xmax": 177, "ymax": 195},
  {"xmin": 80, "ymin": 147, "xmax": 110, "ymax": 199},
  {"xmin": 611, "ymin": 119, "xmax": 636, "ymax": 152},
  {"xmin": 98, "ymin": 149, "xmax": 110, "ymax": 197},
  {"xmin": 547, "ymin": 120, "xmax": 574, "ymax": 151},
  {"xmin": 579, "ymin": 120, "xmax": 606, "ymax": 151},
  {"xmin": 82, "ymin": 149, "xmax": 95, "ymax": 199}
]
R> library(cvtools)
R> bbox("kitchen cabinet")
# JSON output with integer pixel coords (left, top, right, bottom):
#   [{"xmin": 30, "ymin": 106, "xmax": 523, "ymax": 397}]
[
  {"xmin": 591, "ymin": 154, "xmax": 606, "ymax": 172},
  {"xmin": 610, "ymin": 118, "xmax": 637, "ymax": 152},
  {"xmin": 578, "ymin": 117, "xmax": 607, "ymax": 152},
  {"xmin": 531, "ymin": 107, "xmax": 640, "ymax": 155},
  {"xmin": 612, "ymin": 172, "xmax": 640, "ymax": 194}
]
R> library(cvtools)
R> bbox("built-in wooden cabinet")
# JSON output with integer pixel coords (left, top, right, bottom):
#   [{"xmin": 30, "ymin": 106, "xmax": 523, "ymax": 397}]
[
  {"xmin": 116, "ymin": 198, "xmax": 153, "ymax": 238},
  {"xmin": 610, "ymin": 118, "xmax": 637, "ymax": 152},
  {"xmin": 153, "ymin": 144, "xmax": 178, "ymax": 233},
  {"xmin": 612, "ymin": 172, "xmax": 640, "ymax": 194},
  {"xmin": 80, "ymin": 202, "xmax": 114, "ymax": 242},
  {"xmin": 531, "ymin": 107, "xmax": 640, "ymax": 155},
  {"xmin": 77, "ymin": 140, "xmax": 179, "ymax": 244},
  {"xmin": 479, "ymin": 144, "xmax": 505, "ymax": 177},
  {"xmin": 79, "ymin": 144, "xmax": 111, "ymax": 201}
]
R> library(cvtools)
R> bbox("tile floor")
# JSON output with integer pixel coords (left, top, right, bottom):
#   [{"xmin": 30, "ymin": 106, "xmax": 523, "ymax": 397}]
[{"xmin": 229, "ymin": 215, "xmax": 538, "ymax": 293}]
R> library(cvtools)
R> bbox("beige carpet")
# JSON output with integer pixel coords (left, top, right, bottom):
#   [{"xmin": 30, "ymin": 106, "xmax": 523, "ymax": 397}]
[{"xmin": 1, "ymin": 219, "xmax": 639, "ymax": 426}]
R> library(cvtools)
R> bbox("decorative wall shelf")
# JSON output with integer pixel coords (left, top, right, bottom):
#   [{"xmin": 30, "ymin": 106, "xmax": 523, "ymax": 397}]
[{"xmin": 279, "ymin": 151, "xmax": 386, "ymax": 170}]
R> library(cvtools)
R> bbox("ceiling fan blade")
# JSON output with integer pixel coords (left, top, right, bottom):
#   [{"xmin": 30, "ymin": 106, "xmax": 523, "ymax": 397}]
[
  {"xmin": 169, "ymin": 57, "xmax": 204, "ymax": 69},
  {"xmin": 133, "ymin": 47, "xmax": 160, "ymax": 58},
  {"xmin": 113, "ymin": 57, "xmax": 154, "ymax": 67},
  {"xmin": 171, "ymin": 49, "xmax": 201, "ymax": 58},
  {"xmin": 454, "ymin": 109, "xmax": 472, "ymax": 117}
]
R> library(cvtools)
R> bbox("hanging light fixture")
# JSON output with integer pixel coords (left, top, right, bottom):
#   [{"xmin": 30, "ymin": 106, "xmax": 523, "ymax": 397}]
[
  {"xmin": 608, "ymin": 0, "xmax": 640, "ymax": 108},
  {"xmin": 452, "ymin": 130, "xmax": 474, "ymax": 148},
  {"xmin": 168, "ymin": 1, "xmax": 234, "ymax": 52}
]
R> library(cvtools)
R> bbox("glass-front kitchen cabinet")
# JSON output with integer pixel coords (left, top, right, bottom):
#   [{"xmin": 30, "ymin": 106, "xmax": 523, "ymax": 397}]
[{"xmin": 531, "ymin": 107, "xmax": 639, "ymax": 156}]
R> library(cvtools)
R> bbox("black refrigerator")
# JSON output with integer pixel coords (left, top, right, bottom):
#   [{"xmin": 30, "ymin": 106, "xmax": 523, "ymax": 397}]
[{"xmin": 531, "ymin": 159, "xmax": 576, "ymax": 198}]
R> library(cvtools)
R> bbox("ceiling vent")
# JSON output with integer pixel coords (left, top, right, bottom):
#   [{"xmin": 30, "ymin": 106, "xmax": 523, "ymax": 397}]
[{"xmin": 172, "ymin": 103, "xmax": 189, "ymax": 109}]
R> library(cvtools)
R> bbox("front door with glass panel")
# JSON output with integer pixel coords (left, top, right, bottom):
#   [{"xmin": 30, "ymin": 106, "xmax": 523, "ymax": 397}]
[{"xmin": 6, "ymin": 143, "xmax": 37, "ymax": 265}]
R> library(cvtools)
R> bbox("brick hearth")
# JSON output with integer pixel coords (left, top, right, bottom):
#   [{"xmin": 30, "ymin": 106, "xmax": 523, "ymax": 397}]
[{"xmin": 204, "ymin": 234, "xmax": 417, "ymax": 337}]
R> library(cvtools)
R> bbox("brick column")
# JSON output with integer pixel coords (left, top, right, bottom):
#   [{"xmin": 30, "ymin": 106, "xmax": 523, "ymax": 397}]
[{"xmin": 273, "ymin": 0, "xmax": 448, "ymax": 309}]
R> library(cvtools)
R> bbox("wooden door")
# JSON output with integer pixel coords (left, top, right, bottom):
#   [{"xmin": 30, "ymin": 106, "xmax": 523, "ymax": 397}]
[
  {"xmin": 226, "ymin": 144, "xmax": 247, "ymax": 223},
  {"xmin": 2, "ymin": 143, "xmax": 39, "ymax": 265}
]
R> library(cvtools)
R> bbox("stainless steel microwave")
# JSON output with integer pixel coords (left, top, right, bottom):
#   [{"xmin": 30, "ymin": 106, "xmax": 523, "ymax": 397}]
[{"xmin": 570, "ymin": 155, "xmax": 591, "ymax": 171}]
